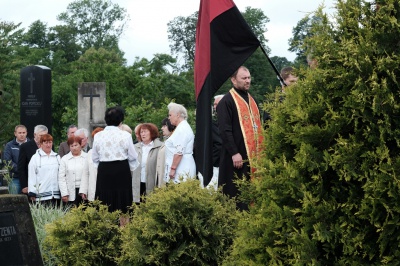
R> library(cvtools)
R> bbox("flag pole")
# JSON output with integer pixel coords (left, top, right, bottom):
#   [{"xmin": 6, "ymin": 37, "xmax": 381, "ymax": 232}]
[{"xmin": 259, "ymin": 45, "xmax": 287, "ymax": 87}]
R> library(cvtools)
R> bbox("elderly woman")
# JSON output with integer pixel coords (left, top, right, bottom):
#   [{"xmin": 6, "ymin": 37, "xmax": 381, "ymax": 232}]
[
  {"xmin": 92, "ymin": 106, "xmax": 138, "ymax": 213},
  {"xmin": 58, "ymin": 135, "xmax": 89, "ymax": 206},
  {"xmin": 28, "ymin": 134, "xmax": 61, "ymax": 204},
  {"xmin": 80, "ymin": 127, "xmax": 103, "ymax": 201},
  {"xmin": 156, "ymin": 118, "xmax": 176, "ymax": 188},
  {"xmin": 132, "ymin": 123, "xmax": 163, "ymax": 202},
  {"xmin": 165, "ymin": 103, "xmax": 196, "ymax": 183}
]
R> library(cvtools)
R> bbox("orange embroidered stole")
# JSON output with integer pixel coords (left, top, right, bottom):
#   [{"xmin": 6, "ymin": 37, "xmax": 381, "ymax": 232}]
[{"xmin": 230, "ymin": 88, "xmax": 263, "ymax": 174}]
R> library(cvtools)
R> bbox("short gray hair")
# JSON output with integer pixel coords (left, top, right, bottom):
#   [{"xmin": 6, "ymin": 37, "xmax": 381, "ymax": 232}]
[
  {"xmin": 34, "ymin": 125, "xmax": 48, "ymax": 134},
  {"xmin": 75, "ymin": 128, "xmax": 89, "ymax": 138},
  {"xmin": 168, "ymin": 102, "xmax": 188, "ymax": 120}
]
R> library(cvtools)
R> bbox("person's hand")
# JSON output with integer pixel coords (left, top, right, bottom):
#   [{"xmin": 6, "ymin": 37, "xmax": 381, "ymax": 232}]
[
  {"xmin": 29, "ymin": 197, "xmax": 36, "ymax": 201},
  {"xmin": 62, "ymin": 196, "xmax": 69, "ymax": 203},
  {"xmin": 22, "ymin": 187, "xmax": 28, "ymax": 194},
  {"xmin": 80, "ymin": 193, "xmax": 87, "ymax": 200},
  {"xmin": 232, "ymin": 153, "xmax": 243, "ymax": 169},
  {"xmin": 169, "ymin": 169, "xmax": 176, "ymax": 179}
]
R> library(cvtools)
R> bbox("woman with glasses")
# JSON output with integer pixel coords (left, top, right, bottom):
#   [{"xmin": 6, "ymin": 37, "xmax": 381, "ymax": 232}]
[{"xmin": 28, "ymin": 134, "xmax": 61, "ymax": 205}]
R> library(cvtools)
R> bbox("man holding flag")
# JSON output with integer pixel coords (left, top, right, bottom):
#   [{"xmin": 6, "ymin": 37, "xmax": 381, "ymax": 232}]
[{"xmin": 216, "ymin": 66, "xmax": 263, "ymax": 210}]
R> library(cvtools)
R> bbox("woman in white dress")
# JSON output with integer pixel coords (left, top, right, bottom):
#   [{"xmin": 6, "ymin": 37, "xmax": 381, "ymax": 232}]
[{"xmin": 164, "ymin": 102, "xmax": 196, "ymax": 183}]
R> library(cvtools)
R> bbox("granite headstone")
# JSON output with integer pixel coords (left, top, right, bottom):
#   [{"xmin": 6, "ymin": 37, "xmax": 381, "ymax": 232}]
[
  {"xmin": 0, "ymin": 195, "xmax": 43, "ymax": 265},
  {"xmin": 20, "ymin": 65, "xmax": 52, "ymax": 139}
]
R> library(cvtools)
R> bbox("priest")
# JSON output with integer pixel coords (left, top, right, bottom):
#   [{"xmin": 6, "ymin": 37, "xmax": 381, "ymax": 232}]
[{"xmin": 216, "ymin": 66, "xmax": 263, "ymax": 210}]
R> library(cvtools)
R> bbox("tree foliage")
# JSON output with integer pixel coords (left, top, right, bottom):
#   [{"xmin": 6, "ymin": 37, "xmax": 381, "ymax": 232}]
[
  {"xmin": 289, "ymin": 14, "xmax": 323, "ymax": 66},
  {"xmin": 167, "ymin": 12, "xmax": 197, "ymax": 69},
  {"xmin": 0, "ymin": 21, "xmax": 26, "ymax": 145},
  {"xmin": 57, "ymin": 0, "xmax": 129, "ymax": 51},
  {"xmin": 242, "ymin": 7, "xmax": 270, "ymax": 52},
  {"xmin": 227, "ymin": 0, "xmax": 400, "ymax": 264}
]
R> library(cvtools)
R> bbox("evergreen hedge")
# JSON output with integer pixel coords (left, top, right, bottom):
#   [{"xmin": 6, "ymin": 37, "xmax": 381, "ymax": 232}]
[
  {"xmin": 226, "ymin": 1, "xmax": 400, "ymax": 265},
  {"xmin": 44, "ymin": 201, "xmax": 121, "ymax": 266},
  {"xmin": 118, "ymin": 179, "xmax": 238, "ymax": 266}
]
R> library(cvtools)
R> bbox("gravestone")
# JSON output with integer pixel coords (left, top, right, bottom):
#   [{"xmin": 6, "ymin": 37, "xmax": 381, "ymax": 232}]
[
  {"xmin": 78, "ymin": 82, "xmax": 107, "ymax": 146},
  {"xmin": 0, "ymin": 195, "xmax": 43, "ymax": 265},
  {"xmin": 20, "ymin": 65, "xmax": 52, "ymax": 139}
]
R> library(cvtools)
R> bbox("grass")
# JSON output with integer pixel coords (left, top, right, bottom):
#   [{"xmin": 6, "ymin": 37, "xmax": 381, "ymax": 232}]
[{"xmin": 30, "ymin": 201, "xmax": 70, "ymax": 266}]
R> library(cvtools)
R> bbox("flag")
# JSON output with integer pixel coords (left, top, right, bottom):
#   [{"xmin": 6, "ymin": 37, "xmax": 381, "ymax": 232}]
[{"xmin": 194, "ymin": 0, "xmax": 260, "ymax": 186}]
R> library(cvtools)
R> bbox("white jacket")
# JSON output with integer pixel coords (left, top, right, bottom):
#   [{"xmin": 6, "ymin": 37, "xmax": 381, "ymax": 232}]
[
  {"xmin": 58, "ymin": 151, "xmax": 89, "ymax": 202},
  {"xmin": 28, "ymin": 149, "xmax": 61, "ymax": 201}
]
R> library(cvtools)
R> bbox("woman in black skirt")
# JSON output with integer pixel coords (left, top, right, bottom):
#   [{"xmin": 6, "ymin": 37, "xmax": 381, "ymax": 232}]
[{"xmin": 92, "ymin": 106, "xmax": 138, "ymax": 214}]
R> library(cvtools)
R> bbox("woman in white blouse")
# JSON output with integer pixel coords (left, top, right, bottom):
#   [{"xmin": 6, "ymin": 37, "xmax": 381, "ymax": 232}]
[
  {"xmin": 164, "ymin": 102, "xmax": 196, "ymax": 183},
  {"xmin": 132, "ymin": 123, "xmax": 162, "ymax": 202},
  {"xmin": 28, "ymin": 134, "xmax": 61, "ymax": 205},
  {"xmin": 58, "ymin": 135, "xmax": 89, "ymax": 206},
  {"xmin": 92, "ymin": 106, "xmax": 138, "ymax": 213}
]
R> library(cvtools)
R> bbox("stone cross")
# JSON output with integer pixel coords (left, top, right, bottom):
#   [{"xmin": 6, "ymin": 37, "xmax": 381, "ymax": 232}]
[
  {"xmin": 78, "ymin": 82, "xmax": 106, "ymax": 147},
  {"xmin": 82, "ymin": 87, "xmax": 100, "ymax": 120}
]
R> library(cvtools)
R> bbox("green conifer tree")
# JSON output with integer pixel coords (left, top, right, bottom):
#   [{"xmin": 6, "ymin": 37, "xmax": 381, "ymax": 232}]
[{"xmin": 226, "ymin": 1, "xmax": 400, "ymax": 264}]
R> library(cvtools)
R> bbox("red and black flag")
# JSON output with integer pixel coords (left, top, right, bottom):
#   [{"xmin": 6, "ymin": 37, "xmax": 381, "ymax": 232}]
[{"xmin": 194, "ymin": 0, "xmax": 260, "ymax": 186}]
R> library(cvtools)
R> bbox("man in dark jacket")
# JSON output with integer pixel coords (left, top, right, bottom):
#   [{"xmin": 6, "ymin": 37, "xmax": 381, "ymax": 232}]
[
  {"xmin": 58, "ymin": 124, "xmax": 77, "ymax": 158},
  {"xmin": 18, "ymin": 125, "xmax": 48, "ymax": 194},
  {"xmin": 3, "ymin": 125, "xmax": 28, "ymax": 194}
]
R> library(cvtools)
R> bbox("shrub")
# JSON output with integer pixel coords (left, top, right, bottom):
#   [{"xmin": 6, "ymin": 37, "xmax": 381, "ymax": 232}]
[
  {"xmin": 118, "ymin": 179, "xmax": 238, "ymax": 266},
  {"xmin": 227, "ymin": 1, "xmax": 400, "ymax": 264},
  {"xmin": 44, "ymin": 201, "xmax": 121, "ymax": 266}
]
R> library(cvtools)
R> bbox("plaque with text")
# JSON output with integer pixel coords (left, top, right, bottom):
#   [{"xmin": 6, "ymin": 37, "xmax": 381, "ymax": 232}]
[
  {"xmin": 0, "ymin": 195, "xmax": 43, "ymax": 265},
  {"xmin": 0, "ymin": 212, "xmax": 23, "ymax": 265}
]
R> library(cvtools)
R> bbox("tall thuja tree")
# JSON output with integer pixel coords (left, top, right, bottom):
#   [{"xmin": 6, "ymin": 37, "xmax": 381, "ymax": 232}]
[{"xmin": 226, "ymin": 0, "xmax": 400, "ymax": 265}]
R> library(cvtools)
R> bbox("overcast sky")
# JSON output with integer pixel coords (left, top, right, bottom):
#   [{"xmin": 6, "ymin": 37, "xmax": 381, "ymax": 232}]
[{"xmin": 1, "ymin": 0, "xmax": 336, "ymax": 65}]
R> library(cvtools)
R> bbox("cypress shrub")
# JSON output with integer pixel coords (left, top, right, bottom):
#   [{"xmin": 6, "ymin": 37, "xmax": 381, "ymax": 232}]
[
  {"xmin": 118, "ymin": 179, "xmax": 238, "ymax": 266},
  {"xmin": 226, "ymin": 1, "xmax": 400, "ymax": 265},
  {"xmin": 44, "ymin": 201, "xmax": 121, "ymax": 266}
]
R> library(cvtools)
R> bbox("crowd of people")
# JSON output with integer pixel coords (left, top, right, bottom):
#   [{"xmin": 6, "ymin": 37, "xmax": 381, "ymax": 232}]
[
  {"xmin": 1, "ymin": 65, "xmax": 297, "ymax": 212},
  {"xmin": 0, "ymin": 103, "xmax": 198, "ymax": 214}
]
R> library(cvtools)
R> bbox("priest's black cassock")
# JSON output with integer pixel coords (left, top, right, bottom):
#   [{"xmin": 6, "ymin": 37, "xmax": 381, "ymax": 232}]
[{"xmin": 216, "ymin": 88, "xmax": 252, "ymax": 210}]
